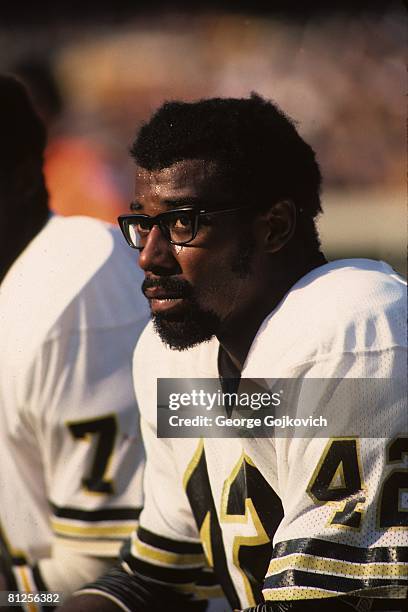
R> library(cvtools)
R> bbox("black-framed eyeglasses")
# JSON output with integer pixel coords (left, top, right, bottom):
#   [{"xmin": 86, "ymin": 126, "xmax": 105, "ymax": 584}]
[{"xmin": 118, "ymin": 206, "xmax": 249, "ymax": 250}]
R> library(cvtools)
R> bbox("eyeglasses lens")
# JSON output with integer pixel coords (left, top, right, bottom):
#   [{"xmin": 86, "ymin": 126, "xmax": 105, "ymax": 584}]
[
  {"xmin": 167, "ymin": 212, "xmax": 194, "ymax": 243},
  {"xmin": 127, "ymin": 210, "xmax": 195, "ymax": 248},
  {"xmin": 128, "ymin": 223, "xmax": 139, "ymax": 247}
]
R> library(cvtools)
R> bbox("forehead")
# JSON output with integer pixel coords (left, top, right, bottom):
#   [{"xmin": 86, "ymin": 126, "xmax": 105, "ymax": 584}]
[{"xmin": 134, "ymin": 159, "xmax": 221, "ymax": 204}]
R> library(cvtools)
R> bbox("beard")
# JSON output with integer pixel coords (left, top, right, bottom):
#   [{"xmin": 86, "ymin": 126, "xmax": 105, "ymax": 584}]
[
  {"xmin": 152, "ymin": 302, "xmax": 221, "ymax": 351},
  {"xmin": 142, "ymin": 276, "xmax": 221, "ymax": 351},
  {"xmin": 142, "ymin": 235, "xmax": 255, "ymax": 351}
]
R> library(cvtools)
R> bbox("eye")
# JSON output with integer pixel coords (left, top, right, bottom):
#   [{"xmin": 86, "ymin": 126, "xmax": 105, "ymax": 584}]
[
  {"xmin": 135, "ymin": 218, "xmax": 151, "ymax": 235},
  {"xmin": 169, "ymin": 212, "xmax": 193, "ymax": 234}
]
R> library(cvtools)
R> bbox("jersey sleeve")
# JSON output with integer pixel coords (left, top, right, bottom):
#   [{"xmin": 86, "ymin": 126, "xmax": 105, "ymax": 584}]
[
  {"xmin": 262, "ymin": 351, "xmax": 408, "ymax": 602},
  {"xmin": 0, "ymin": 323, "xmax": 145, "ymax": 599},
  {"xmin": 0, "ymin": 219, "xmax": 149, "ymax": 604}
]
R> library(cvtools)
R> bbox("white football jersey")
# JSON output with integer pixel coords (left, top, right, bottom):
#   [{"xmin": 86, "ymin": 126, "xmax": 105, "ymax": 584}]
[
  {"xmin": 118, "ymin": 259, "xmax": 407, "ymax": 611},
  {"xmin": 0, "ymin": 216, "xmax": 149, "ymax": 597}
]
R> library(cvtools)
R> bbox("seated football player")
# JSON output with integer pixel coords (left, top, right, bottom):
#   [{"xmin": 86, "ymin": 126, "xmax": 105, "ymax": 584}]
[
  {"xmin": 0, "ymin": 76, "xmax": 149, "ymax": 605},
  {"xmin": 60, "ymin": 95, "xmax": 407, "ymax": 611}
]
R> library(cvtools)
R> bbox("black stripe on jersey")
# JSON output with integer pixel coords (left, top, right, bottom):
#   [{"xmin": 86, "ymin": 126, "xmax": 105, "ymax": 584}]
[
  {"xmin": 273, "ymin": 539, "xmax": 408, "ymax": 564},
  {"xmin": 122, "ymin": 555, "xmax": 202, "ymax": 585},
  {"xmin": 31, "ymin": 566, "xmax": 57, "ymax": 611},
  {"xmin": 32, "ymin": 564, "xmax": 49, "ymax": 592},
  {"xmin": 264, "ymin": 569, "xmax": 407, "ymax": 593},
  {"xmin": 0, "ymin": 548, "xmax": 20, "ymax": 593},
  {"xmin": 49, "ymin": 503, "xmax": 141, "ymax": 522},
  {"xmin": 137, "ymin": 526, "xmax": 203, "ymax": 555},
  {"xmin": 0, "ymin": 525, "xmax": 26, "ymax": 568}
]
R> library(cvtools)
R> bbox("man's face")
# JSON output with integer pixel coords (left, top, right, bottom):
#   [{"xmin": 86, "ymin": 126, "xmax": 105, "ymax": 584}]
[{"xmin": 134, "ymin": 159, "xmax": 261, "ymax": 350}]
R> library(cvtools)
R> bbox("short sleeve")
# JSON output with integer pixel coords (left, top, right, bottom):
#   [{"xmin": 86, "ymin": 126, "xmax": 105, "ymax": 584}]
[{"xmin": 263, "ymin": 350, "xmax": 408, "ymax": 602}]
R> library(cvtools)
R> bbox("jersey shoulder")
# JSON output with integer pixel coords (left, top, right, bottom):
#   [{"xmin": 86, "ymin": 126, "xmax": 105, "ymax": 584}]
[
  {"xmin": 0, "ymin": 216, "xmax": 149, "ymax": 372},
  {"xmin": 245, "ymin": 259, "xmax": 407, "ymax": 377}
]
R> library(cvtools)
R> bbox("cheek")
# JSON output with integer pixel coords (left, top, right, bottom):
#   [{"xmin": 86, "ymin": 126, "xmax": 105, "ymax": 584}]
[
  {"xmin": 181, "ymin": 249, "xmax": 241, "ymax": 309},
  {"xmin": 172, "ymin": 244, "xmax": 184, "ymax": 256}
]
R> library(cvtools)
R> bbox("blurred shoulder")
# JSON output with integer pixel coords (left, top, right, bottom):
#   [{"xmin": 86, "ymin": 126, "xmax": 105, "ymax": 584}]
[{"xmin": 0, "ymin": 215, "xmax": 148, "ymax": 367}]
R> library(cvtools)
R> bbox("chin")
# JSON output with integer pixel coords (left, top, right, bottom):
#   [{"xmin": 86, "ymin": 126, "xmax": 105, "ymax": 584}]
[{"xmin": 152, "ymin": 307, "xmax": 220, "ymax": 351}]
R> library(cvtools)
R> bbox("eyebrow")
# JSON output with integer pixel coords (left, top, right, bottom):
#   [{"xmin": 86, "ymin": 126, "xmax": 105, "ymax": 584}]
[
  {"xmin": 162, "ymin": 197, "xmax": 202, "ymax": 208},
  {"xmin": 130, "ymin": 197, "xmax": 203, "ymax": 212}
]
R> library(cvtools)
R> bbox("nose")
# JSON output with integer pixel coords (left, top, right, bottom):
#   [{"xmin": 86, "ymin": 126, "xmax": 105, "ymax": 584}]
[{"xmin": 138, "ymin": 225, "xmax": 179, "ymax": 274}]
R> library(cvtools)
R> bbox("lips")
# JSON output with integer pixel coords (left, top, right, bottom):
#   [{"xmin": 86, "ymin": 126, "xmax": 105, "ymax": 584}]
[
  {"xmin": 142, "ymin": 277, "xmax": 193, "ymax": 314},
  {"xmin": 144, "ymin": 287, "xmax": 184, "ymax": 300}
]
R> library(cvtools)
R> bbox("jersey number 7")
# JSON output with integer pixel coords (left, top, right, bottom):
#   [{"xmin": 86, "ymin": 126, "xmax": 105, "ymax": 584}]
[{"xmin": 66, "ymin": 415, "xmax": 118, "ymax": 494}]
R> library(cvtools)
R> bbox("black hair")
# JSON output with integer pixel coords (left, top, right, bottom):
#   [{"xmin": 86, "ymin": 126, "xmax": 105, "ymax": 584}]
[
  {"xmin": 0, "ymin": 74, "xmax": 47, "ymax": 169},
  {"xmin": 11, "ymin": 57, "xmax": 63, "ymax": 124},
  {"xmin": 0, "ymin": 74, "xmax": 49, "ymax": 280},
  {"xmin": 131, "ymin": 93, "xmax": 322, "ymax": 250}
]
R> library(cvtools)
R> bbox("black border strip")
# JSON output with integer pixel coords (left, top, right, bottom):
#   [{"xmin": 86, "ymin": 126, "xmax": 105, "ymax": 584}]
[
  {"xmin": 273, "ymin": 539, "xmax": 408, "ymax": 564},
  {"xmin": 32, "ymin": 564, "xmax": 49, "ymax": 592},
  {"xmin": 264, "ymin": 569, "xmax": 407, "ymax": 592},
  {"xmin": 121, "ymin": 555, "xmax": 202, "ymax": 584},
  {"xmin": 137, "ymin": 526, "xmax": 203, "ymax": 555},
  {"xmin": 49, "ymin": 502, "xmax": 141, "ymax": 522}
]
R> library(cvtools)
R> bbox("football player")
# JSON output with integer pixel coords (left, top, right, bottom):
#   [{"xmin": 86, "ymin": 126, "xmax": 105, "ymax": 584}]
[
  {"xmin": 0, "ymin": 76, "xmax": 149, "ymax": 606},
  {"xmin": 61, "ymin": 95, "xmax": 407, "ymax": 611}
]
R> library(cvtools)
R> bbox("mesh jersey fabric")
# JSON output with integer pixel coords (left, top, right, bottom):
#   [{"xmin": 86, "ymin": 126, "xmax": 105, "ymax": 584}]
[
  {"xmin": 81, "ymin": 259, "xmax": 407, "ymax": 610},
  {"xmin": 0, "ymin": 215, "xmax": 149, "ymax": 596}
]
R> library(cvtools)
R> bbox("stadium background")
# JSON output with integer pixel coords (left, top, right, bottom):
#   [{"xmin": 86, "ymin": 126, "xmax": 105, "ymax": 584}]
[{"xmin": 1, "ymin": 0, "xmax": 405, "ymax": 275}]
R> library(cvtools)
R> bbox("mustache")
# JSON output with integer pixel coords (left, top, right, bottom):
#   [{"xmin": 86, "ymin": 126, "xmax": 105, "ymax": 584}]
[{"xmin": 142, "ymin": 277, "xmax": 193, "ymax": 298}]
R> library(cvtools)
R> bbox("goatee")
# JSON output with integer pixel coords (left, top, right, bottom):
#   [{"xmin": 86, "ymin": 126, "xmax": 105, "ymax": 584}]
[
  {"xmin": 142, "ymin": 276, "xmax": 221, "ymax": 350},
  {"xmin": 152, "ymin": 303, "xmax": 220, "ymax": 350}
]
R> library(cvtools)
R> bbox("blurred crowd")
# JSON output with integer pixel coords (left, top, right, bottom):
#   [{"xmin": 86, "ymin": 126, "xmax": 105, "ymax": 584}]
[{"xmin": 0, "ymin": 6, "xmax": 405, "ymax": 270}]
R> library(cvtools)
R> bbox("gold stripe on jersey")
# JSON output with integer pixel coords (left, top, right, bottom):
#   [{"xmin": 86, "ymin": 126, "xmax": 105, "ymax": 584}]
[
  {"xmin": 183, "ymin": 438, "xmax": 204, "ymax": 491},
  {"xmin": 14, "ymin": 566, "xmax": 39, "ymax": 612},
  {"xmin": 267, "ymin": 553, "xmax": 408, "ymax": 580},
  {"xmin": 51, "ymin": 519, "xmax": 135, "ymax": 538},
  {"xmin": 263, "ymin": 586, "xmax": 340, "ymax": 600},
  {"xmin": 130, "ymin": 530, "xmax": 205, "ymax": 568},
  {"xmin": 121, "ymin": 534, "xmax": 208, "ymax": 593},
  {"xmin": 264, "ymin": 538, "xmax": 408, "ymax": 599},
  {"xmin": 199, "ymin": 511, "xmax": 213, "ymax": 567}
]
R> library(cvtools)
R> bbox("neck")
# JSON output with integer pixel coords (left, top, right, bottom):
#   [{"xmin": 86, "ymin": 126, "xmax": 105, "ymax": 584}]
[{"xmin": 217, "ymin": 250, "xmax": 327, "ymax": 375}]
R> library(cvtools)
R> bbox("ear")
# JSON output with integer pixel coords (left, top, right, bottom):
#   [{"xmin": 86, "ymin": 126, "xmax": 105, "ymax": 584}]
[{"xmin": 258, "ymin": 199, "xmax": 296, "ymax": 253}]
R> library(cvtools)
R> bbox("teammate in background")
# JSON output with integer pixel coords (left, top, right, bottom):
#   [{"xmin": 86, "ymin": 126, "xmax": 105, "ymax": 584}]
[
  {"xmin": 0, "ymin": 76, "xmax": 149, "ymax": 606},
  {"xmin": 12, "ymin": 58, "xmax": 126, "ymax": 224},
  {"xmin": 61, "ymin": 95, "xmax": 406, "ymax": 611}
]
